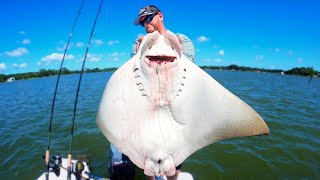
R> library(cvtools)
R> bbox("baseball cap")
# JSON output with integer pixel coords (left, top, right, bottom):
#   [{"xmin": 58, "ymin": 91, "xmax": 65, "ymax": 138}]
[{"xmin": 134, "ymin": 5, "xmax": 161, "ymax": 25}]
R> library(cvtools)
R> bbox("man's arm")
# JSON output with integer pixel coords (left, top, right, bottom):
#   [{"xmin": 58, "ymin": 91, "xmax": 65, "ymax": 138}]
[
  {"xmin": 176, "ymin": 33, "xmax": 196, "ymax": 63},
  {"xmin": 131, "ymin": 37, "xmax": 144, "ymax": 58},
  {"xmin": 131, "ymin": 40, "xmax": 138, "ymax": 58}
]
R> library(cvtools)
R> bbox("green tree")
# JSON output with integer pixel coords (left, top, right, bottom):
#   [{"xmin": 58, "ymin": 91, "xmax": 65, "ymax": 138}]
[
  {"xmin": 285, "ymin": 67, "xmax": 315, "ymax": 76},
  {"xmin": 227, "ymin": 64, "xmax": 239, "ymax": 70},
  {"xmin": 0, "ymin": 74, "xmax": 6, "ymax": 82},
  {"xmin": 39, "ymin": 69, "xmax": 50, "ymax": 77},
  {"xmin": 61, "ymin": 67, "xmax": 71, "ymax": 74}
]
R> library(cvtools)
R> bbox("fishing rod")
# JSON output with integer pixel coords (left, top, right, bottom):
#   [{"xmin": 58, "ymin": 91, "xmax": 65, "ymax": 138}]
[
  {"xmin": 44, "ymin": 0, "xmax": 86, "ymax": 179},
  {"xmin": 67, "ymin": 0, "xmax": 104, "ymax": 179}
]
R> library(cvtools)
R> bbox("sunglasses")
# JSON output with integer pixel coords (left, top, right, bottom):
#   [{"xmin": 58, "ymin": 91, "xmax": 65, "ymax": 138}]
[{"xmin": 140, "ymin": 13, "xmax": 158, "ymax": 26}]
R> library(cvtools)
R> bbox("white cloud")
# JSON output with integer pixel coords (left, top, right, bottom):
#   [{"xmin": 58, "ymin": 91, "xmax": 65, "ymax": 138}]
[
  {"xmin": 57, "ymin": 41, "xmax": 83, "ymax": 51},
  {"xmin": 269, "ymin": 65, "xmax": 275, "ymax": 69},
  {"xmin": 57, "ymin": 47, "xmax": 65, "ymax": 52},
  {"xmin": 0, "ymin": 63, "xmax": 7, "ymax": 71},
  {"xmin": 288, "ymin": 50, "xmax": 294, "ymax": 56},
  {"xmin": 76, "ymin": 42, "xmax": 84, "ymax": 47},
  {"xmin": 5, "ymin": 47, "xmax": 29, "ymax": 57},
  {"xmin": 203, "ymin": 58, "xmax": 222, "ymax": 63},
  {"xmin": 107, "ymin": 40, "xmax": 120, "ymax": 46},
  {"xmin": 297, "ymin": 57, "xmax": 303, "ymax": 63},
  {"xmin": 212, "ymin": 45, "xmax": 219, "ymax": 49},
  {"xmin": 40, "ymin": 53, "xmax": 74, "ymax": 64},
  {"xmin": 20, "ymin": 63, "xmax": 28, "ymax": 68},
  {"xmin": 110, "ymin": 52, "xmax": 119, "ymax": 57},
  {"xmin": 275, "ymin": 48, "xmax": 280, "ymax": 52},
  {"xmin": 111, "ymin": 57, "xmax": 119, "ymax": 61},
  {"xmin": 108, "ymin": 52, "xmax": 126, "ymax": 61},
  {"xmin": 197, "ymin": 36, "xmax": 209, "ymax": 42},
  {"xmin": 217, "ymin": 50, "xmax": 224, "ymax": 56},
  {"xmin": 256, "ymin": 55, "xmax": 264, "ymax": 61},
  {"xmin": 93, "ymin": 39, "xmax": 104, "ymax": 46},
  {"xmin": 22, "ymin": 39, "xmax": 31, "ymax": 44},
  {"xmin": 13, "ymin": 62, "xmax": 28, "ymax": 68},
  {"xmin": 87, "ymin": 53, "xmax": 102, "ymax": 62},
  {"xmin": 54, "ymin": 40, "xmax": 94, "ymax": 51},
  {"xmin": 18, "ymin": 31, "xmax": 26, "ymax": 35}
]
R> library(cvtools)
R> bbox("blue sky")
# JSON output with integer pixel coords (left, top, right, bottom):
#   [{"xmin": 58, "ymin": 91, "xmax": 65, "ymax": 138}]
[{"xmin": 0, "ymin": 0, "xmax": 319, "ymax": 75}]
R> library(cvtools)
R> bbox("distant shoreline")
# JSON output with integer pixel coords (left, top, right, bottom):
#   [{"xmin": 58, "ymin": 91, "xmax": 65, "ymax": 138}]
[{"xmin": 1, "ymin": 65, "xmax": 318, "ymax": 83}]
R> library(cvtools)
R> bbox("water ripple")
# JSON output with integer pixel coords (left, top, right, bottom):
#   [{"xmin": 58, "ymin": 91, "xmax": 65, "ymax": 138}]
[{"xmin": 0, "ymin": 71, "xmax": 319, "ymax": 179}]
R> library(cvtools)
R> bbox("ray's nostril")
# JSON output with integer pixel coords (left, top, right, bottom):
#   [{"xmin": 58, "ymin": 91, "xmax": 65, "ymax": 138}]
[{"xmin": 158, "ymin": 159, "xmax": 161, "ymax": 164}]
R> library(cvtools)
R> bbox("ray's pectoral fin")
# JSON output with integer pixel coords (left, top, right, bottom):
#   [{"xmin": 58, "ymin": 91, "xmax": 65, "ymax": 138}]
[{"xmin": 170, "ymin": 58, "xmax": 269, "ymax": 165}]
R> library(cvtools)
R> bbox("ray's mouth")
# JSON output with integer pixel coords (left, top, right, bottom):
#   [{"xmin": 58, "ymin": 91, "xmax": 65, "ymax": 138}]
[{"xmin": 146, "ymin": 55, "xmax": 176, "ymax": 64}]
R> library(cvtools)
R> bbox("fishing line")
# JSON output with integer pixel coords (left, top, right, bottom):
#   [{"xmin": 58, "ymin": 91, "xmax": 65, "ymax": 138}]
[
  {"xmin": 44, "ymin": 0, "xmax": 86, "ymax": 179},
  {"xmin": 67, "ymin": 0, "xmax": 104, "ymax": 179}
]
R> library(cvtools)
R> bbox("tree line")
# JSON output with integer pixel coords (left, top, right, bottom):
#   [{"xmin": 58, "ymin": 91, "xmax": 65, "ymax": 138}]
[
  {"xmin": 0, "ymin": 67, "xmax": 117, "ymax": 82},
  {"xmin": 200, "ymin": 65, "xmax": 319, "ymax": 76},
  {"xmin": 200, "ymin": 64, "xmax": 284, "ymax": 73},
  {"xmin": 0, "ymin": 65, "xmax": 318, "ymax": 83}
]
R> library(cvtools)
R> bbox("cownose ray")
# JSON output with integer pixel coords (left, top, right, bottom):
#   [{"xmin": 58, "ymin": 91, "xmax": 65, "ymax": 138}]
[{"xmin": 96, "ymin": 30, "xmax": 269, "ymax": 176}]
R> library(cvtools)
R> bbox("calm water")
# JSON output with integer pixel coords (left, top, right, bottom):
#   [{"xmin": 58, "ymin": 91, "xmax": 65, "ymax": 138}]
[{"xmin": 0, "ymin": 71, "xmax": 319, "ymax": 179}]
